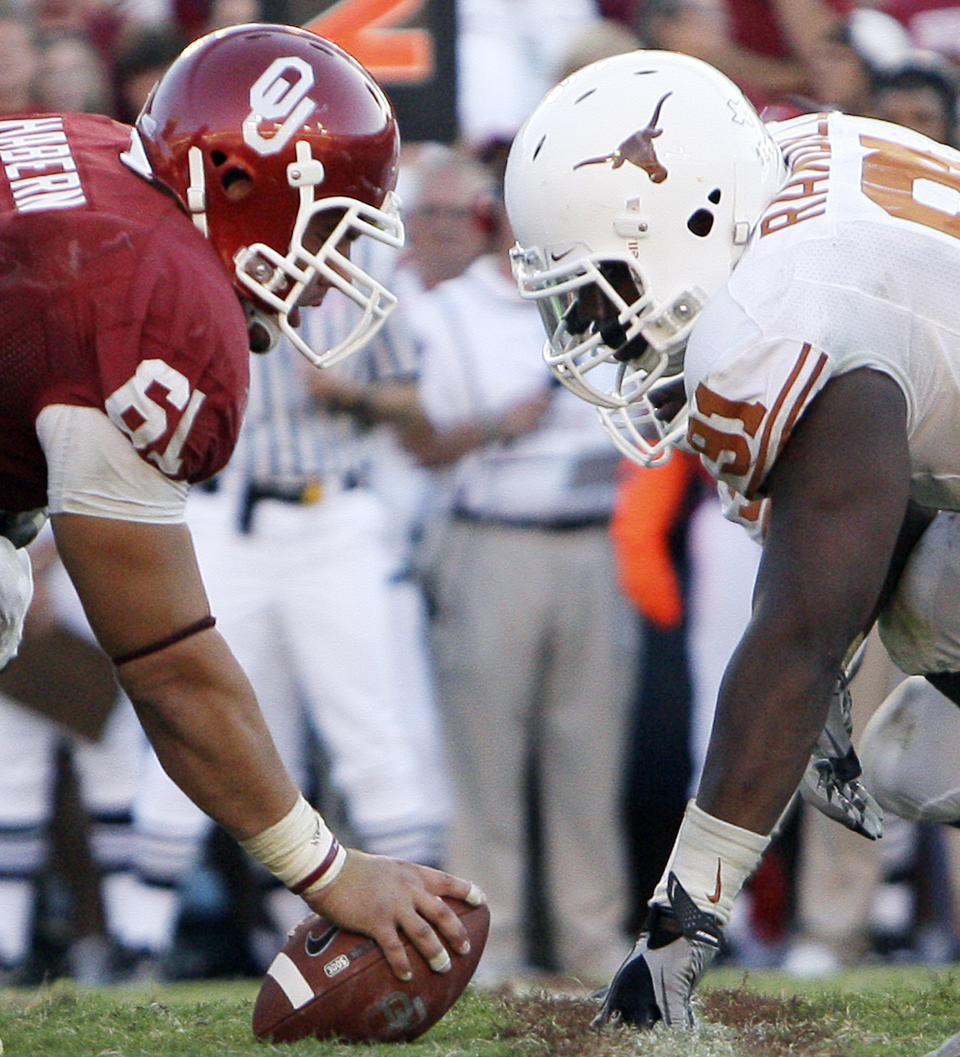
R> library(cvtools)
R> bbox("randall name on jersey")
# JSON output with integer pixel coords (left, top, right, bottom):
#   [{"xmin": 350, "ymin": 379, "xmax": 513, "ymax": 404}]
[
  {"xmin": 685, "ymin": 110, "xmax": 960, "ymax": 511},
  {"xmin": 0, "ymin": 117, "xmax": 86, "ymax": 215},
  {"xmin": 759, "ymin": 115, "xmax": 831, "ymax": 238}
]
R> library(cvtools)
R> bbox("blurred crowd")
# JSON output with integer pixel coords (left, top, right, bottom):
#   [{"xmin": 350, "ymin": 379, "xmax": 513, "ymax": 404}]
[{"xmin": 2, "ymin": 0, "xmax": 960, "ymax": 989}]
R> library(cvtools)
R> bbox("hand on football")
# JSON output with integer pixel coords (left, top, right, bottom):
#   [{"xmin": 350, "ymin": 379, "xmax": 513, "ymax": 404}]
[{"xmin": 302, "ymin": 849, "xmax": 486, "ymax": 982}]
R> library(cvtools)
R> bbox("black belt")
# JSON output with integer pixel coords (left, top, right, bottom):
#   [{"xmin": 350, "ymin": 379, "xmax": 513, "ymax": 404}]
[
  {"xmin": 452, "ymin": 509, "xmax": 608, "ymax": 532},
  {"xmin": 239, "ymin": 472, "xmax": 363, "ymax": 534}
]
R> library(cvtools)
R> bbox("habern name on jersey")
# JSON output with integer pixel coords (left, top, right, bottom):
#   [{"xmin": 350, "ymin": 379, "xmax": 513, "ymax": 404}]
[{"xmin": 0, "ymin": 117, "xmax": 87, "ymax": 214}]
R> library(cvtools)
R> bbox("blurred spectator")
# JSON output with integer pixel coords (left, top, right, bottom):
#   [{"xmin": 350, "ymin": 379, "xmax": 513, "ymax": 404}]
[
  {"xmin": 28, "ymin": 0, "xmax": 127, "ymax": 66},
  {"xmin": 635, "ymin": 0, "xmax": 854, "ymax": 117},
  {"xmin": 870, "ymin": 54, "xmax": 960, "ymax": 145},
  {"xmin": 0, "ymin": 531, "xmax": 144, "ymax": 986},
  {"xmin": 847, "ymin": 5, "xmax": 912, "ymax": 73},
  {"xmin": 0, "ymin": 7, "xmax": 42, "ymax": 113},
  {"xmin": 308, "ymin": 145, "xmax": 502, "ymax": 599},
  {"xmin": 455, "ymin": 0, "xmax": 603, "ymax": 143},
  {"xmin": 596, "ymin": 0, "xmax": 641, "ymax": 23},
  {"xmin": 553, "ymin": 16, "xmax": 642, "ymax": 81},
  {"xmin": 34, "ymin": 29, "xmax": 115, "ymax": 114},
  {"xmin": 202, "ymin": 0, "xmax": 257, "ymax": 31},
  {"xmin": 804, "ymin": 18, "xmax": 875, "ymax": 114},
  {"xmin": 881, "ymin": 0, "xmax": 960, "ymax": 69},
  {"xmin": 170, "ymin": 0, "xmax": 282, "ymax": 40},
  {"xmin": 118, "ymin": 0, "xmax": 176, "ymax": 30},
  {"xmin": 111, "ymin": 24, "xmax": 185, "ymax": 123},
  {"xmin": 394, "ymin": 143, "xmax": 497, "ymax": 297}
]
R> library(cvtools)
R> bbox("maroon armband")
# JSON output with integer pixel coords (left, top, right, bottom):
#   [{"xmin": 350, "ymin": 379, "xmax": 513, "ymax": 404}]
[{"xmin": 112, "ymin": 615, "xmax": 216, "ymax": 665}]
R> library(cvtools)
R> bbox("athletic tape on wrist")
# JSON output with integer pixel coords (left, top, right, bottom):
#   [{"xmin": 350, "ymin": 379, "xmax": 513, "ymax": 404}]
[
  {"xmin": 240, "ymin": 795, "xmax": 347, "ymax": 895},
  {"xmin": 652, "ymin": 799, "xmax": 770, "ymax": 926}
]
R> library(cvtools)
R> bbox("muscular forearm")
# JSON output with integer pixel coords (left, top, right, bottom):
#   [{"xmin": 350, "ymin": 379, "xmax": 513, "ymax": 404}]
[
  {"xmin": 117, "ymin": 627, "xmax": 300, "ymax": 840},
  {"xmin": 696, "ymin": 370, "xmax": 912, "ymax": 835},
  {"xmin": 695, "ymin": 619, "xmax": 839, "ymax": 834}
]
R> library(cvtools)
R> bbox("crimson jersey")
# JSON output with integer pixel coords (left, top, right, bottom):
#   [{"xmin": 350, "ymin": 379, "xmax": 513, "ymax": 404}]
[{"xmin": 0, "ymin": 112, "xmax": 249, "ymax": 512}]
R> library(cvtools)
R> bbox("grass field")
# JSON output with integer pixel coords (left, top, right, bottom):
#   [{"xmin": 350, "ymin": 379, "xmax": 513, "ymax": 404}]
[{"xmin": 0, "ymin": 965, "xmax": 957, "ymax": 1057}]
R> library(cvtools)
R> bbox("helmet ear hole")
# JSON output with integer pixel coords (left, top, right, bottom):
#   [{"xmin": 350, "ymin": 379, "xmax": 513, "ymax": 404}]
[
  {"xmin": 221, "ymin": 167, "xmax": 254, "ymax": 201},
  {"xmin": 687, "ymin": 208, "xmax": 715, "ymax": 236}
]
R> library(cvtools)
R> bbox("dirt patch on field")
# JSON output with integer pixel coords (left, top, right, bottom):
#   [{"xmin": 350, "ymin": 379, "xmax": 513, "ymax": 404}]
[
  {"xmin": 703, "ymin": 988, "xmax": 846, "ymax": 1055},
  {"xmin": 495, "ymin": 988, "xmax": 848, "ymax": 1057}
]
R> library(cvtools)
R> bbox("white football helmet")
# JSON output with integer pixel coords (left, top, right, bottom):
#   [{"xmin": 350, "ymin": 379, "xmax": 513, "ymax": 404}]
[{"xmin": 505, "ymin": 50, "xmax": 785, "ymax": 464}]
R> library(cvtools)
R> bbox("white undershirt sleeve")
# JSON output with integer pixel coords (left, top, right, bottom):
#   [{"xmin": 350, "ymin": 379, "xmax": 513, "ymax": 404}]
[{"xmin": 36, "ymin": 404, "xmax": 188, "ymax": 523}]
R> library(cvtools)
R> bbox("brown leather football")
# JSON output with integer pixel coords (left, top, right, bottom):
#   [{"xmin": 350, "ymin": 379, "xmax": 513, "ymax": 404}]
[{"xmin": 252, "ymin": 897, "xmax": 490, "ymax": 1043}]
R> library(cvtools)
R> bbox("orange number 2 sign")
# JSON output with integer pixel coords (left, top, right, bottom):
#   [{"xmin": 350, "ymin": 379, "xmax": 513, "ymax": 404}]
[{"xmin": 305, "ymin": 0, "xmax": 432, "ymax": 82}]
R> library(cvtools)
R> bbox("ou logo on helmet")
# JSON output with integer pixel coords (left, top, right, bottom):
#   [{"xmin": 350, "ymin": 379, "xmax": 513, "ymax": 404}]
[{"xmin": 243, "ymin": 56, "xmax": 317, "ymax": 156}]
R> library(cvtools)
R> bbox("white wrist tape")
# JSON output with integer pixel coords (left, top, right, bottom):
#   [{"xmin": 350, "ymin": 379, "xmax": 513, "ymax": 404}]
[
  {"xmin": 240, "ymin": 795, "xmax": 347, "ymax": 896},
  {"xmin": 652, "ymin": 799, "xmax": 770, "ymax": 926}
]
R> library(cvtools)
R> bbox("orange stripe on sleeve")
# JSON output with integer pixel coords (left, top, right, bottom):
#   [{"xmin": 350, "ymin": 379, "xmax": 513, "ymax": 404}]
[{"xmin": 746, "ymin": 344, "xmax": 828, "ymax": 497}]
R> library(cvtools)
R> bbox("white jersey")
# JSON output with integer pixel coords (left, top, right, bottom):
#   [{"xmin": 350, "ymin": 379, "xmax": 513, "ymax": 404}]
[{"xmin": 684, "ymin": 110, "xmax": 960, "ymax": 511}]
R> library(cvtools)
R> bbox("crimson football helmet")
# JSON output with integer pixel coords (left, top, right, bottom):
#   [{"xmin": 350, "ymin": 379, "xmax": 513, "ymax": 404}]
[
  {"xmin": 133, "ymin": 23, "xmax": 404, "ymax": 367},
  {"xmin": 505, "ymin": 50, "xmax": 785, "ymax": 464}
]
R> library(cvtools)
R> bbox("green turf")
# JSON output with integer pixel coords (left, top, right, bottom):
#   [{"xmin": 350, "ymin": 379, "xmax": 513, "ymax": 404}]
[{"xmin": 0, "ymin": 967, "xmax": 955, "ymax": 1056}]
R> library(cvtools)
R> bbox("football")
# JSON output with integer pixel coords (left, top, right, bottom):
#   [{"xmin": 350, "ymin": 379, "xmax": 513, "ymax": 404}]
[{"xmin": 252, "ymin": 896, "xmax": 490, "ymax": 1043}]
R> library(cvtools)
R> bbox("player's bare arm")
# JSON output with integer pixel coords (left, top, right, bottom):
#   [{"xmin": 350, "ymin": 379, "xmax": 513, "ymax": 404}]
[
  {"xmin": 50, "ymin": 512, "xmax": 303, "ymax": 833},
  {"xmin": 50, "ymin": 511, "xmax": 482, "ymax": 978},
  {"xmin": 696, "ymin": 368, "xmax": 912, "ymax": 835}
]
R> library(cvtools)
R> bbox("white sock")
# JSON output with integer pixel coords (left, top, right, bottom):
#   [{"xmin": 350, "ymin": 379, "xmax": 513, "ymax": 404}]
[
  {"xmin": 651, "ymin": 799, "xmax": 770, "ymax": 925},
  {"xmin": 0, "ymin": 879, "xmax": 35, "ymax": 966},
  {"xmin": 112, "ymin": 881, "xmax": 180, "ymax": 954}
]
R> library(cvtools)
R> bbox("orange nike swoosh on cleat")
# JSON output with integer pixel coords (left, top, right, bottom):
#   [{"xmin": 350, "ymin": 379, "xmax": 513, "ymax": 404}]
[{"xmin": 706, "ymin": 859, "xmax": 722, "ymax": 904}]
